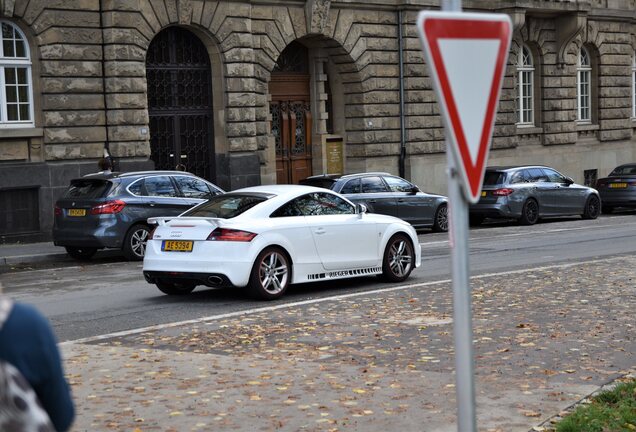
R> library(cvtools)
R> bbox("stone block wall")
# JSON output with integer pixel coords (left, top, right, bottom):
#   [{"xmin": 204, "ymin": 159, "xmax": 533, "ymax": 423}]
[{"xmin": 0, "ymin": 0, "xmax": 635, "ymax": 240}]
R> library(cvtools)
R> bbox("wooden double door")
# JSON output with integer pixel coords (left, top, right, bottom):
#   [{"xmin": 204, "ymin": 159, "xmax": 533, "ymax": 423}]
[{"xmin": 269, "ymin": 74, "xmax": 312, "ymax": 184}]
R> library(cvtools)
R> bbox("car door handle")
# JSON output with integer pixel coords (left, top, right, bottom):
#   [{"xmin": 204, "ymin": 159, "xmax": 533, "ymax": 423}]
[
  {"xmin": 148, "ymin": 201, "xmax": 156, "ymax": 207},
  {"xmin": 314, "ymin": 228, "xmax": 326, "ymax": 235}
]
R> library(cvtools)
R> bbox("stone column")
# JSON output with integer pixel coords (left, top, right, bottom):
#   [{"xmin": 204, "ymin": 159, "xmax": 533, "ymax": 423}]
[{"xmin": 101, "ymin": 4, "xmax": 152, "ymax": 164}]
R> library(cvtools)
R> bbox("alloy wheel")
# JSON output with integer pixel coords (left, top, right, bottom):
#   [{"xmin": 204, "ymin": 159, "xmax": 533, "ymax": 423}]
[
  {"xmin": 130, "ymin": 228, "xmax": 149, "ymax": 258},
  {"xmin": 388, "ymin": 238, "xmax": 413, "ymax": 278},
  {"xmin": 435, "ymin": 205, "xmax": 449, "ymax": 232},
  {"xmin": 258, "ymin": 251, "xmax": 289, "ymax": 295}
]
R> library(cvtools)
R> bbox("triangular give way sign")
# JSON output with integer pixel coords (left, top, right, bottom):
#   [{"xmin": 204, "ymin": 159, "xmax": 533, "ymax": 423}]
[{"xmin": 417, "ymin": 12, "xmax": 512, "ymax": 203}]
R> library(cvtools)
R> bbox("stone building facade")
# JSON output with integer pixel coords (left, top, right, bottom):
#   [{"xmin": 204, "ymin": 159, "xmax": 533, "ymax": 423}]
[{"xmin": 0, "ymin": 0, "xmax": 635, "ymax": 242}]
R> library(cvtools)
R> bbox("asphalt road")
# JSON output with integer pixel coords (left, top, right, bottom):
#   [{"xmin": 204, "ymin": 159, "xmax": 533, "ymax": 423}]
[{"xmin": 2, "ymin": 213, "xmax": 635, "ymax": 342}]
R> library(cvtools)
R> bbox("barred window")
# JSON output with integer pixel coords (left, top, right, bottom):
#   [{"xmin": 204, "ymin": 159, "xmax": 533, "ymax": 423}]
[
  {"xmin": 0, "ymin": 21, "xmax": 33, "ymax": 128},
  {"xmin": 517, "ymin": 45, "xmax": 534, "ymax": 125},
  {"xmin": 577, "ymin": 47, "xmax": 591, "ymax": 122}
]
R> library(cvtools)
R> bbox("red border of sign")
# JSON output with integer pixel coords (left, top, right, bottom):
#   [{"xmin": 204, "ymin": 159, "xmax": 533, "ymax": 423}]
[{"xmin": 418, "ymin": 14, "xmax": 511, "ymax": 202}]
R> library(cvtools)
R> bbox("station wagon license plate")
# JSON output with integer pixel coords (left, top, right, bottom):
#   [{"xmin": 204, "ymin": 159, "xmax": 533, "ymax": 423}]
[
  {"xmin": 609, "ymin": 183, "xmax": 627, "ymax": 189},
  {"xmin": 67, "ymin": 209, "xmax": 86, "ymax": 217},
  {"xmin": 162, "ymin": 240, "xmax": 193, "ymax": 252}
]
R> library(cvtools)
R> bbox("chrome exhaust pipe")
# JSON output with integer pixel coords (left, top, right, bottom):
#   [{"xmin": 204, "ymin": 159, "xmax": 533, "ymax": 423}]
[{"xmin": 207, "ymin": 276, "xmax": 223, "ymax": 286}]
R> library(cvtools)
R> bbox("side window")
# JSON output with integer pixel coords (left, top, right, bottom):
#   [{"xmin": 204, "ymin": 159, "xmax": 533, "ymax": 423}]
[
  {"xmin": 340, "ymin": 179, "xmax": 360, "ymax": 194},
  {"xmin": 542, "ymin": 168, "xmax": 565, "ymax": 183},
  {"xmin": 144, "ymin": 176, "xmax": 177, "ymax": 197},
  {"xmin": 295, "ymin": 193, "xmax": 354, "ymax": 216},
  {"xmin": 384, "ymin": 176, "xmax": 414, "ymax": 192},
  {"xmin": 174, "ymin": 176, "xmax": 212, "ymax": 199},
  {"xmin": 510, "ymin": 170, "xmax": 529, "ymax": 184},
  {"xmin": 527, "ymin": 168, "xmax": 548, "ymax": 182},
  {"xmin": 271, "ymin": 201, "xmax": 303, "ymax": 217},
  {"xmin": 361, "ymin": 177, "xmax": 388, "ymax": 193},
  {"xmin": 317, "ymin": 193, "xmax": 354, "ymax": 214},
  {"xmin": 128, "ymin": 179, "xmax": 143, "ymax": 195}
]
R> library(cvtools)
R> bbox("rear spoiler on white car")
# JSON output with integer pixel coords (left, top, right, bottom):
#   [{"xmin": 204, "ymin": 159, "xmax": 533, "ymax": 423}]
[{"xmin": 147, "ymin": 216, "xmax": 223, "ymax": 226}]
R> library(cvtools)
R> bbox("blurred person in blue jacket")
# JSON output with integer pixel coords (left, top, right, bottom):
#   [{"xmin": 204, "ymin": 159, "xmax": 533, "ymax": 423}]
[{"xmin": 0, "ymin": 282, "xmax": 75, "ymax": 432}]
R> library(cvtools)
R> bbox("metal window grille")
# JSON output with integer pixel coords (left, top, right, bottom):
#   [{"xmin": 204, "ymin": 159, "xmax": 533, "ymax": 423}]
[
  {"xmin": 584, "ymin": 169, "xmax": 597, "ymax": 187},
  {"xmin": 0, "ymin": 187, "xmax": 39, "ymax": 235}
]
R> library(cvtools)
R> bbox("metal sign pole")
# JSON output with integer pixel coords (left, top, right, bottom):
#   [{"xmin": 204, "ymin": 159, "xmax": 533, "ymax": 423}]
[{"xmin": 442, "ymin": 0, "xmax": 477, "ymax": 431}]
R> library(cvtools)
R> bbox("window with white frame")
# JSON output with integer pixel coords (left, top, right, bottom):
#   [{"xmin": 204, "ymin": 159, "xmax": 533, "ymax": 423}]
[
  {"xmin": 517, "ymin": 44, "xmax": 534, "ymax": 125},
  {"xmin": 577, "ymin": 47, "xmax": 591, "ymax": 122},
  {"xmin": 632, "ymin": 51, "xmax": 636, "ymax": 119},
  {"xmin": 0, "ymin": 21, "xmax": 33, "ymax": 128}
]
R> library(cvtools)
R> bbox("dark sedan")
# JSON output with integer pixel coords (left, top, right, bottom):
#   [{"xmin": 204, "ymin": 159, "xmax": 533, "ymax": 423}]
[
  {"xmin": 300, "ymin": 172, "xmax": 448, "ymax": 231},
  {"xmin": 469, "ymin": 165, "xmax": 600, "ymax": 226},
  {"xmin": 595, "ymin": 164, "xmax": 636, "ymax": 213},
  {"xmin": 53, "ymin": 171, "xmax": 224, "ymax": 261}
]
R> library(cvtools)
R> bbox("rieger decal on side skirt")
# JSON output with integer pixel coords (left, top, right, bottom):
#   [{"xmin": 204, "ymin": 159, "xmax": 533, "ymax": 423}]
[{"xmin": 307, "ymin": 267, "xmax": 382, "ymax": 281}]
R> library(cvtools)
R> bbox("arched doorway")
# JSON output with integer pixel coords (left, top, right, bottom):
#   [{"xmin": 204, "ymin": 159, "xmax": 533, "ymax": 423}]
[
  {"xmin": 146, "ymin": 27, "xmax": 215, "ymax": 180},
  {"xmin": 269, "ymin": 41, "xmax": 313, "ymax": 184}
]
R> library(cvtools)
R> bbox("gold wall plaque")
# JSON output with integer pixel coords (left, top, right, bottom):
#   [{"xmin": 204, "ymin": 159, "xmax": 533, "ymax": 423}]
[{"xmin": 326, "ymin": 137, "xmax": 343, "ymax": 174}]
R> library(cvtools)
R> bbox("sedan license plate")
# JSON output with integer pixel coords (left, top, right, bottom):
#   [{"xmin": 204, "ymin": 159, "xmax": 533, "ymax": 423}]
[
  {"xmin": 609, "ymin": 183, "xmax": 627, "ymax": 189},
  {"xmin": 162, "ymin": 240, "xmax": 193, "ymax": 252},
  {"xmin": 67, "ymin": 209, "xmax": 86, "ymax": 217}
]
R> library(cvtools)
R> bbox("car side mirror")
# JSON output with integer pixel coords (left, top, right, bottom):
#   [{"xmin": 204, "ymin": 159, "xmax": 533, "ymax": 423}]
[
  {"xmin": 564, "ymin": 177, "xmax": 574, "ymax": 185},
  {"xmin": 356, "ymin": 203, "xmax": 367, "ymax": 217},
  {"xmin": 410, "ymin": 186, "xmax": 420, "ymax": 195}
]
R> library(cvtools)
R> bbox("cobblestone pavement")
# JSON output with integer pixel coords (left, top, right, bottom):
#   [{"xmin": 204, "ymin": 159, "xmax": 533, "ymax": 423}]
[{"xmin": 62, "ymin": 256, "xmax": 635, "ymax": 432}]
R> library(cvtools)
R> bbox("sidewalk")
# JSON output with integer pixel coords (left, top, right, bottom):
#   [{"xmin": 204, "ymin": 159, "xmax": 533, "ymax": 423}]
[
  {"xmin": 59, "ymin": 256, "xmax": 635, "ymax": 432},
  {"xmin": 0, "ymin": 241, "xmax": 69, "ymax": 270}
]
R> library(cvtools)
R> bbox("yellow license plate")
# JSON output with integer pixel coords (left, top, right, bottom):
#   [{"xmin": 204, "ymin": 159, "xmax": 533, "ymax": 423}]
[
  {"xmin": 162, "ymin": 240, "xmax": 193, "ymax": 252},
  {"xmin": 68, "ymin": 209, "xmax": 86, "ymax": 216},
  {"xmin": 481, "ymin": 191, "xmax": 487, "ymax": 197},
  {"xmin": 609, "ymin": 183, "xmax": 627, "ymax": 188}
]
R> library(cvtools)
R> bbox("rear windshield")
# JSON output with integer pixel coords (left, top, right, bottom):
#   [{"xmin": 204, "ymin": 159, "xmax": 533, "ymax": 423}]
[
  {"xmin": 63, "ymin": 179, "xmax": 112, "ymax": 199},
  {"xmin": 184, "ymin": 194, "xmax": 267, "ymax": 219},
  {"xmin": 483, "ymin": 171, "xmax": 507, "ymax": 186},
  {"xmin": 299, "ymin": 178, "xmax": 336, "ymax": 190},
  {"xmin": 609, "ymin": 165, "xmax": 636, "ymax": 176}
]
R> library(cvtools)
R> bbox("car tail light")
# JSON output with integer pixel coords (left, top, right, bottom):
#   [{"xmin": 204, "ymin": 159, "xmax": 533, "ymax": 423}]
[
  {"xmin": 206, "ymin": 228, "xmax": 257, "ymax": 242},
  {"xmin": 492, "ymin": 188, "xmax": 514, "ymax": 196},
  {"xmin": 89, "ymin": 200, "xmax": 126, "ymax": 215},
  {"xmin": 54, "ymin": 205, "xmax": 62, "ymax": 216}
]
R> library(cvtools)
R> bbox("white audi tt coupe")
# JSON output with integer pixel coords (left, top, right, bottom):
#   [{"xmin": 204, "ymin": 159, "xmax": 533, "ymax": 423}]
[{"xmin": 142, "ymin": 185, "xmax": 421, "ymax": 300}]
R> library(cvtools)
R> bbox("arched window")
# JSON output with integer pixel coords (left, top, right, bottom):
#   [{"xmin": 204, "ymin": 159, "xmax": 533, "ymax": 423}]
[
  {"xmin": 517, "ymin": 44, "xmax": 534, "ymax": 125},
  {"xmin": 0, "ymin": 21, "xmax": 33, "ymax": 128},
  {"xmin": 577, "ymin": 47, "xmax": 592, "ymax": 122},
  {"xmin": 632, "ymin": 51, "xmax": 636, "ymax": 119}
]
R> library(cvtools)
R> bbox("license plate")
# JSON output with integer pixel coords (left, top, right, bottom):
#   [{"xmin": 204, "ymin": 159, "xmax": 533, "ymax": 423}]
[
  {"xmin": 481, "ymin": 191, "xmax": 487, "ymax": 197},
  {"xmin": 609, "ymin": 183, "xmax": 627, "ymax": 188},
  {"xmin": 67, "ymin": 209, "xmax": 86, "ymax": 217},
  {"xmin": 162, "ymin": 240, "xmax": 193, "ymax": 252}
]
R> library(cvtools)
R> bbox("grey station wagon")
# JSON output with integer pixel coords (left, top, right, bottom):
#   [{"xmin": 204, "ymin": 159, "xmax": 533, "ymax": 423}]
[
  {"xmin": 53, "ymin": 171, "xmax": 224, "ymax": 261},
  {"xmin": 469, "ymin": 165, "xmax": 600, "ymax": 226}
]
